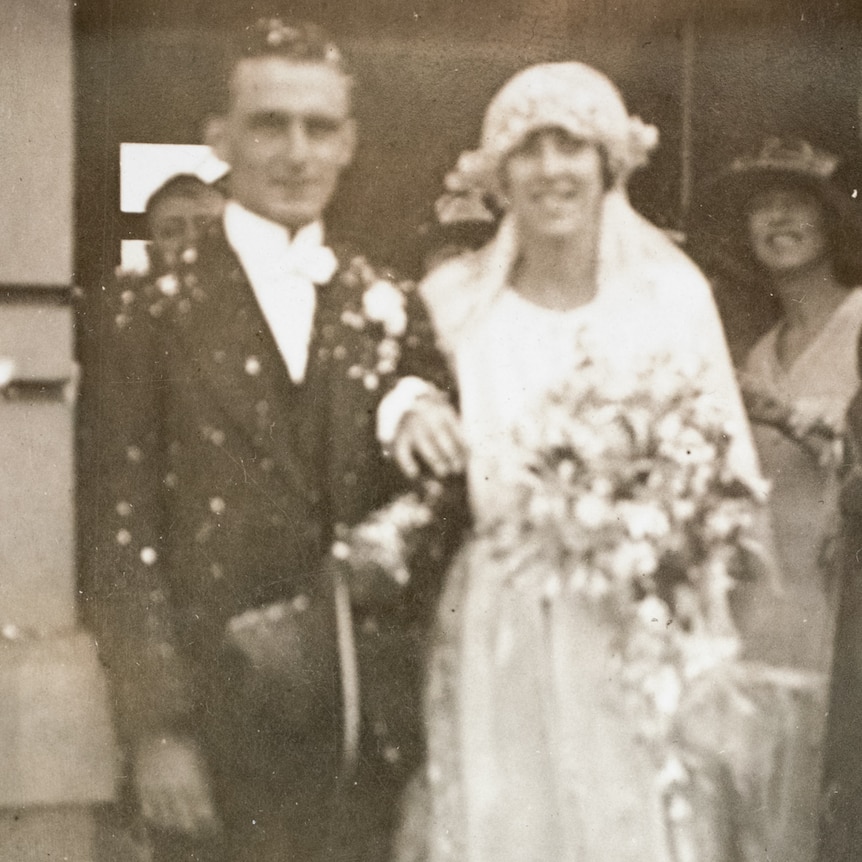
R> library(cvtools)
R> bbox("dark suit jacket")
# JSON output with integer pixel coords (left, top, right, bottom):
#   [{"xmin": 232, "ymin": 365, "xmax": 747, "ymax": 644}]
[{"xmin": 83, "ymin": 225, "xmax": 459, "ymax": 800}]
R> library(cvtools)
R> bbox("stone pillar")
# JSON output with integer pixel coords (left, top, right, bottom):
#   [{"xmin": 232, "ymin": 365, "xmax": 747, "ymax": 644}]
[{"xmin": 0, "ymin": 1, "xmax": 118, "ymax": 858}]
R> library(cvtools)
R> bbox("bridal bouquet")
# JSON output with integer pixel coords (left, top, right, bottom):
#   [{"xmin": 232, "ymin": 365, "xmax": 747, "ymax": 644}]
[{"xmin": 489, "ymin": 347, "xmax": 770, "ymax": 744}]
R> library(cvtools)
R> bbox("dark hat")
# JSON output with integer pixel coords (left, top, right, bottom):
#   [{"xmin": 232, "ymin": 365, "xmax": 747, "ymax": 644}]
[
  {"xmin": 704, "ymin": 137, "xmax": 862, "ymax": 285},
  {"xmin": 712, "ymin": 137, "xmax": 848, "ymax": 215},
  {"xmin": 727, "ymin": 137, "xmax": 838, "ymax": 184}
]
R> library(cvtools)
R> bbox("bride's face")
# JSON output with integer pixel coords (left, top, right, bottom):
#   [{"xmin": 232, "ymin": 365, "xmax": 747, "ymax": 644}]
[{"xmin": 500, "ymin": 129, "xmax": 606, "ymax": 242}]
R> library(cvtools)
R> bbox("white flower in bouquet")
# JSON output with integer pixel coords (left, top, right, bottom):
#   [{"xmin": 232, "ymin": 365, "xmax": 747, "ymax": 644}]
[
  {"xmin": 672, "ymin": 427, "xmax": 718, "ymax": 467},
  {"xmin": 607, "ymin": 539, "xmax": 660, "ymax": 580},
  {"xmin": 703, "ymin": 499, "xmax": 755, "ymax": 542},
  {"xmin": 644, "ymin": 351, "xmax": 700, "ymax": 400},
  {"xmin": 556, "ymin": 457, "xmax": 578, "ymax": 484},
  {"xmin": 588, "ymin": 402, "xmax": 626, "ymax": 432},
  {"xmin": 636, "ymin": 595, "xmax": 672, "ymax": 627},
  {"xmin": 566, "ymin": 563, "xmax": 594, "ymax": 595},
  {"xmin": 373, "ymin": 337, "xmax": 400, "ymax": 376},
  {"xmin": 671, "ymin": 497, "xmax": 698, "ymax": 523},
  {"xmin": 527, "ymin": 489, "xmax": 570, "ymax": 525},
  {"xmin": 599, "ymin": 416, "xmax": 638, "ymax": 460},
  {"xmin": 569, "ymin": 418, "xmax": 620, "ymax": 463},
  {"xmin": 565, "ymin": 563, "xmax": 613, "ymax": 600},
  {"xmin": 597, "ymin": 359, "xmax": 640, "ymax": 402},
  {"xmin": 645, "ymin": 664, "xmax": 683, "ymax": 718},
  {"xmin": 618, "ymin": 501, "xmax": 671, "ymax": 540},
  {"xmin": 591, "ymin": 476, "xmax": 614, "ymax": 498},
  {"xmin": 656, "ymin": 411, "xmax": 685, "ymax": 445},
  {"xmin": 574, "ymin": 492, "xmax": 615, "ymax": 529}
]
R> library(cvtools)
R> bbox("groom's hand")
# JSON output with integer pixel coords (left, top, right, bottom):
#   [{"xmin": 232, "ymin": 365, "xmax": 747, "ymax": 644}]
[
  {"xmin": 134, "ymin": 733, "xmax": 220, "ymax": 837},
  {"xmin": 392, "ymin": 394, "xmax": 467, "ymax": 479}
]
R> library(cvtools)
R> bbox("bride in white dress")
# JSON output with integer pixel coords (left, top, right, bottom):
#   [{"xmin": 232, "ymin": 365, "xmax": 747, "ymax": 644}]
[{"xmin": 391, "ymin": 63, "xmax": 769, "ymax": 862}]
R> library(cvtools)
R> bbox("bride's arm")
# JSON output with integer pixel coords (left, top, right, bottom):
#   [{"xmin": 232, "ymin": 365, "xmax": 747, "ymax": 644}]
[{"xmin": 378, "ymin": 275, "xmax": 468, "ymax": 479}]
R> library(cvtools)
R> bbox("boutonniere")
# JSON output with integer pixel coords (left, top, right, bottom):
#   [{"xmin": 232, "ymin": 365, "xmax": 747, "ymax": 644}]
[{"xmin": 336, "ymin": 256, "xmax": 411, "ymax": 391}]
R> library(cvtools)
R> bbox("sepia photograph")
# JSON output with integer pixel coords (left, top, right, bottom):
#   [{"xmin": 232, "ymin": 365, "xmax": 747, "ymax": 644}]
[{"xmin": 2, "ymin": 0, "xmax": 862, "ymax": 859}]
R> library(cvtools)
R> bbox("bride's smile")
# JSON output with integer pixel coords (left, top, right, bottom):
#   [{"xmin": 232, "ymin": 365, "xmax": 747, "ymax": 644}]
[{"xmin": 501, "ymin": 128, "xmax": 606, "ymax": 240}]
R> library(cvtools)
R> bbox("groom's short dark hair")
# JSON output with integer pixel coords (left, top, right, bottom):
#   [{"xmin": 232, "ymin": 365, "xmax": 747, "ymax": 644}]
[
  {"xmin": 219, "ymin": 18, "xmax": 352, "ymax": 112},
  {"xmin": 235, "ymin": 19, "xmax": 347, "ymax": 69}
]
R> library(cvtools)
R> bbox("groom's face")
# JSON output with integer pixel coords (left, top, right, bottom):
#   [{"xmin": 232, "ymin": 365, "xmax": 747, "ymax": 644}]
[{"xmin": 209, "ymin": 56, "xmax": 356, "ymax": 230}]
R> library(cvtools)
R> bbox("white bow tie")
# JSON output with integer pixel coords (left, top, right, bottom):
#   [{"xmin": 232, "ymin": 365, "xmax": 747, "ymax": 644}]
[
  {"xmin": 222, "ymin": 204, "xmax": 338, "ymax": 383},
  {"xmin": 277, "ymin": 241, "xmax": 338, "ymax": 286}
]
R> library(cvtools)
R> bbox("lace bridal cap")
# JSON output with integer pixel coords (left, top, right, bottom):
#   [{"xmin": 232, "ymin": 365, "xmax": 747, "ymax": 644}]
[
  {"xmin": 453, "ymin": 61, "xmax": 658, "ymax": 198},
  {"xmin": 423, "ymin": 62, "xmax": 707, "ymax": 350}
]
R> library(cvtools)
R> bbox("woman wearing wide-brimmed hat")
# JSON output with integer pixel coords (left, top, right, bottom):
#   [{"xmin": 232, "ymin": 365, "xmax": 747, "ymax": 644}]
[
  {"xmin": 706, "ymin": 138, "xmax": 862, "ymax": 862},
  {"xmin": 715, "ymin": 139, "xmax": 862, "ymax": 669}
]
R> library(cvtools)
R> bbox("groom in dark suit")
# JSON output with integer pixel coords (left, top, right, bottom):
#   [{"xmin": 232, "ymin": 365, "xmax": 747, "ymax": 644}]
[{"xmin": 86, "ymin": 19, "xmax": 456, "ymax": 862}]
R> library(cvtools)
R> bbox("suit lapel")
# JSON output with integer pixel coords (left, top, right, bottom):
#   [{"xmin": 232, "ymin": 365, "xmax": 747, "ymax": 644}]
[
  {"xmin": 308, "ymin": 261, "xmax": 402, "ymax": 526},
  {"xmin": 169, "ymin": 231, "xmax": 320, "ymax": 498}
]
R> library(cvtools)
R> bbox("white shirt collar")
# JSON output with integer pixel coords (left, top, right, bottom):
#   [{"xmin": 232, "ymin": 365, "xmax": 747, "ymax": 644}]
[
  {"xmin": 223, "ymin": 200, "xmax": 326, "ymax": 264},
  {"xmin": 219, "ymin": 201, "xmax": 334, "ymax": 385}
]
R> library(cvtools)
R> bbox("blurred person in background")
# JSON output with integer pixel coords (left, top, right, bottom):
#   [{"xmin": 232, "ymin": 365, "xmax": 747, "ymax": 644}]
[
  {"xmin": 145, "ymin": 173, "xmax": 225, "ymax": 272},
  {"xmin": 720, "ymin": 138, "xmax": 862, "ymax": 670},
  {"xmin": 708, "ymin": 137, "xmax": 862, "ymax": 862}
]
